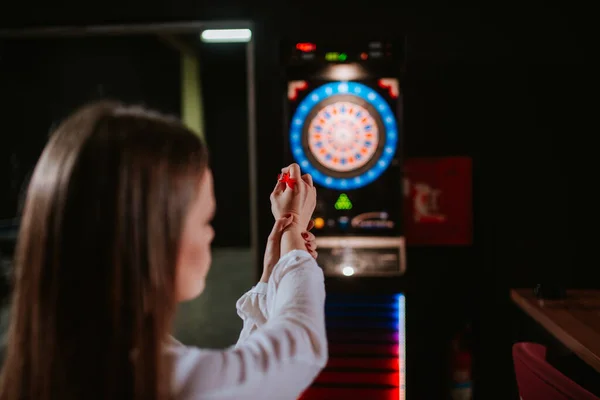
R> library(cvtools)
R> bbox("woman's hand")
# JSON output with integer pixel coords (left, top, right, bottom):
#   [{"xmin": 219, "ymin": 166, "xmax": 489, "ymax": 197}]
[
  {"xmin": 261, "ymin": 215, "xmax": 293, "ymax": 283},
  {"xmin": 270, "ymin": 163, "xmax": 316, "ymax": 231},
  {"xmin": 261, "ymin": 217, "xmax": 318, "ymax": 283},
  {"xmin": 303, "ymin": 219, "xmax": 318, "ymax": 259}
]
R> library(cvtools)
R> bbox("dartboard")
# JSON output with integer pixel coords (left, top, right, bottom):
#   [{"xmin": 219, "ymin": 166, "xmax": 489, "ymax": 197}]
[{"xmin": 289, "ymin": 81, "xmax": 398, "ymax": 190}]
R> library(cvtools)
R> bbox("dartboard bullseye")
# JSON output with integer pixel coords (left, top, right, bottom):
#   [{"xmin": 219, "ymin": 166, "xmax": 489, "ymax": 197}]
[{"xmin": 289, "ymin": 81, "xmax": 398, "ymax": 190}]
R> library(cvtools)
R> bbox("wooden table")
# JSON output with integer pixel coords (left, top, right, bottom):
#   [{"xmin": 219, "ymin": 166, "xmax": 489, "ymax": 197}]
[{"xmin": 511, "ymin": 289, "xmax": 600, "ymax": 373}]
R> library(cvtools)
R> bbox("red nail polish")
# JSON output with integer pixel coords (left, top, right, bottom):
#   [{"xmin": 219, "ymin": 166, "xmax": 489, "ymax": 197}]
[{"xmin": 301, "ymin": 232, "xmax": 308, "ymax": 238}]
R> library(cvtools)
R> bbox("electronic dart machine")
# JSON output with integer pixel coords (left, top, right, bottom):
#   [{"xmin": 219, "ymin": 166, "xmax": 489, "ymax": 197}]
[
  {"xmin": 282, "ymin": 40, "xmax": 406, "ymax": 278},
  {"xmin": 283, "ymin": 40, "xmax": 407, "ymax": 400}
]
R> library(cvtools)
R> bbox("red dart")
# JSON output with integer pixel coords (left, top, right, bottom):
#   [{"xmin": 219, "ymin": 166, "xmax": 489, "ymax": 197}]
[{"xmin": 277, "ymin": 172, "xmax": 297, "ymax": 190}]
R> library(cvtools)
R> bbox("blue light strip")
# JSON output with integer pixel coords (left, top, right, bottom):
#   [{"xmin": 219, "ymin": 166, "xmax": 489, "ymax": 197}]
[
  {"xmin": 397, "ymin": 293, "xmax": 406, "ymax": 400},
  {"xmin": 289, "ymin": 81, "xmax": 399, "ymax": 190}
]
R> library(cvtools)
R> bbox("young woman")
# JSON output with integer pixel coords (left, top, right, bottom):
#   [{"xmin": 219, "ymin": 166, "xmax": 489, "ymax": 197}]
[{"xmin": 0, "ymin": 101, "xmax": 327, "ymax": 400}]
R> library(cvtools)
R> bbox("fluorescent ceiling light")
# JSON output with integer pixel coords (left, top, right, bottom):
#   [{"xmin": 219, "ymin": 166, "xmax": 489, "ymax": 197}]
[{"xmin": 201, "ymin": 29, "xmax": 252, "ymax": 43}]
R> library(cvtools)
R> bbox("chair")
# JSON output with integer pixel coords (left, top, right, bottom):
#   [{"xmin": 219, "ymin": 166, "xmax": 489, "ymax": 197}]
[{"xmin": 513, "ymin": 342, "xmax": 599, "ymax": 400}]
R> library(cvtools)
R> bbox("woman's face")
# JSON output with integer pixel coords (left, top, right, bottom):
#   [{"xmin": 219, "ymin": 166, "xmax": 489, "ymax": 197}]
[{"xmin": 175, "ymin": 169, "xmax": 216, "ymax": 302}]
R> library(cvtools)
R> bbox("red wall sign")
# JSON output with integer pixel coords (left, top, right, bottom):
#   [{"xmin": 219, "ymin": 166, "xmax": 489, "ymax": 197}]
[{"xmin": 403, "ymin": 157, "xmax": 472, "ymax": 246}]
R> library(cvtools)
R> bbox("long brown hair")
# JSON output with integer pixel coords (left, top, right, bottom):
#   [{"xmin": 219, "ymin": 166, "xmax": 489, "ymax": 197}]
[{"xmin": 0, "ymin": 101, "xmax": 209, "ymax": 400}]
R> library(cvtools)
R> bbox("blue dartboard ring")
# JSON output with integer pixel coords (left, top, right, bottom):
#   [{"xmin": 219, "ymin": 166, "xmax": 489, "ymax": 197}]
[{"xmin": 289, "ymin": 81, "xmax": 399, "ymax": 190}]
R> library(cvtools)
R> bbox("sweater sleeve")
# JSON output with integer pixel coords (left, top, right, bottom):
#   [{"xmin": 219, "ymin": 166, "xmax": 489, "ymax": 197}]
[
  {"xmin": 234, "ymin": 282, "xmax": 269, "ymax": 345},
  {"xmin": 171, "ymin": 250, "xmax": 328, "ymax": 400}
]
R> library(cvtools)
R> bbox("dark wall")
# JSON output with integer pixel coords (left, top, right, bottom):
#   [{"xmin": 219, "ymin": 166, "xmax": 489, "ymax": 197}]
[
  {"xmin": 198, "ymin": 43, "xmax": 250, "ymax": 247},
  {"xmin": 0, "ymin": 35, "xmax": 250, "ymax": 247},
  {"xmin": 0, "ymin": 35, "xmax": 181, "ymax": 220},
  {"xmin": 1, "ymin": 5, "xmax": 582, "ymax": 400}
]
